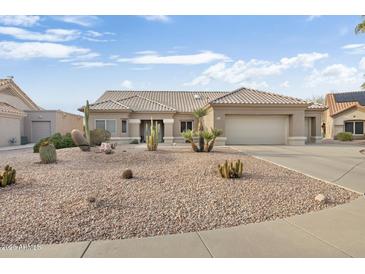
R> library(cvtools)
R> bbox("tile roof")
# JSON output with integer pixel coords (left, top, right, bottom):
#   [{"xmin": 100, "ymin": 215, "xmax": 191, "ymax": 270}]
[
  {"xmin": 89, "ymin": 95, "xmax": 177, "ymax": 112},
  {"xmin": 88, "ymin": 87, "xmax": 322, "ymax": 113},
  {"xmin": 0, "ymin": 102, "xmax": 25, "ymax": 116},
  {"xmin": 210, "ymin": 87, "xmax": 309, "ymax": 105},
  {"xmin": 325, "ymin": 92, "xmax": 365, "ymax": 116},
  {"xmin": 95, "ymin": 90, "xmax": 228, "ymax": 112}
]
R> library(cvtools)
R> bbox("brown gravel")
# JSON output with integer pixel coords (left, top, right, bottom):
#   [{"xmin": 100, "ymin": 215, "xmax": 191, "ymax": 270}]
[{"xmin": 0, "ymin": 146, "xmax": 359, "ymax": 246}]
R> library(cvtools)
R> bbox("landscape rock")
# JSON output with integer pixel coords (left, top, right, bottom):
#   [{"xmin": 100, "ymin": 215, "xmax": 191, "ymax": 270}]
[{"xmin": 315, "ymin": 193, "xmax": 327, "ymax": 203}]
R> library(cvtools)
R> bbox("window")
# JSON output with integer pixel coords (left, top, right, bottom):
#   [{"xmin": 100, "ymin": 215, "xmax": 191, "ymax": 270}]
[
  {"xmin": 95, "ymin": 119, "xmax": 116, "ymax": 134},
  {"xmin": 344, "ymin": 121, "xmax": 364, "ymax": 135},
  {"xmin": 180, "ymin": 121, "xmax": 193, "ymax": 132},
  {"xmin": 122, "ymin": 120, "xmax": 127, "ymax": 133}
]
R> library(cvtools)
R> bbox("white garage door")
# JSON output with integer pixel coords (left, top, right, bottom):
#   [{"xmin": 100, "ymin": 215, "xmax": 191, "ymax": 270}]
[
  {"xmin": 32, "ymin": 121, "xmax": 51, "ymax": 142},
  {"xmin": 225, "ymin": 115, "xmax": 288, "ymax": 145}
]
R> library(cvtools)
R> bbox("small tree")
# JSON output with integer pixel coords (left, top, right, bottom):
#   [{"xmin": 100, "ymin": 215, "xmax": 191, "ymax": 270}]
[{"xmin": 193, "ymin": 108, "xmax": 208, "ymax": 152}]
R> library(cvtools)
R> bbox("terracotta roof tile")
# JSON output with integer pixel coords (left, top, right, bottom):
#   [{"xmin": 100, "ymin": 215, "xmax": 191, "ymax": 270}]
[
  {"xmin": 326, "ymin": 93, "xmax": 361, "ymax": 116},
  {"xmin": 210, "ymin": 87, "xmax": 308, "ymax": 105}
]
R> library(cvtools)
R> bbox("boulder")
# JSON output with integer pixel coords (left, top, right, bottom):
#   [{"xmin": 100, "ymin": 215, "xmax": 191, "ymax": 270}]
[
  {"xmin": 100, "ymin": 142, "xmax": 112, "ymax": 154},
  {"xmin": 315, "ymin": 194, "xmax": 327, "ymax": 204}
]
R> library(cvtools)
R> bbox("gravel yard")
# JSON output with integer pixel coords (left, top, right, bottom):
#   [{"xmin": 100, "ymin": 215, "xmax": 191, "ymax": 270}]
[{"xmin": 0, "ymin": 146, "xmax": 359, "ymax": 246}]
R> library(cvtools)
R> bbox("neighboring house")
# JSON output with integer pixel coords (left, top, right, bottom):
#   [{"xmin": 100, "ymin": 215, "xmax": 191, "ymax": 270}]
[
  {"xmin": 324, "ymin": 91, "xmax": 365, "ymax": 139},
  {"xmin": 0, "ymin": 78, "xmax": 83, "ymax": 146},
  {"xmin": 82, "ymin": 87, "xmax": 326, "ymax": 145}
]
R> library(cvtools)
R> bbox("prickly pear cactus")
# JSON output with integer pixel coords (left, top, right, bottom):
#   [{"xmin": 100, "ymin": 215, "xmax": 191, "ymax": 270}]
[
  {"xmin": 39, "ymin": 141, "xmax": 57, "ymax": 164},
  {"xmin": 218, "ymin": 159, "xmax": 243, "ymax": 179}
]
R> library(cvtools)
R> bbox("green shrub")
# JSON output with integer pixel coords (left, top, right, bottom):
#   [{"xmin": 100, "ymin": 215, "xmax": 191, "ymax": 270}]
[
  {"xmin": 33, "ymin": 132, "xmax": 76, "ymax": 153},
  {"xmin": 130, "ymin": 139, "xmax": 139, "ymax": 144},
  {"xmin": 90, "ymin": 128, "xmax": 111, "ymax": 146},
  {"xmin": 335, "ymin": 132, "xmax": 353, "ymax": 141}
]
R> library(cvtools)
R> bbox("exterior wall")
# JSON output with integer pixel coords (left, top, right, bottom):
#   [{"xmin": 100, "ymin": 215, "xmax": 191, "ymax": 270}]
[
  {"xmin": 305, "ymin": 110, "xmax": 323, "ymax": 143},
  {"xmin": 171, "ymin": 113, "xmax": 197, "ymax": 143},
  {"xmin": 89, "ymin": 112, "xmax": 130, "ymax": 138},
  {"xmin": 0, "ymin": 89, "xmax": 33, "ymax": 111},
  {"xmin": 0, "ymin": 114, "xmax": 21, "ymax": 146},
  {"xmin": 330, "ymin": 108, "xmax": 365, "ymax": 139},
  {"xmin": 55, "ymin": 111, "xmax": 83, "ymax": 135}
]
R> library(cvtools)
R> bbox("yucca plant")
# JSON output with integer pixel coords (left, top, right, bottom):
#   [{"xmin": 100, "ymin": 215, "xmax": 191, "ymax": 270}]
[
  {"xmin": 146, "ymin": 118, "xmax": 159, "ymax": 151},
  {"xmin": 193, "ymin": 108, "xmax": 208, "ymax": 152}
]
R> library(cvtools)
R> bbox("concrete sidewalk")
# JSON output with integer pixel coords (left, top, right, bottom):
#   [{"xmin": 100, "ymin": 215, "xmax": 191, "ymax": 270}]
[{"xmin": 1, "ymin": 196, "xmax": 364, "ymax": 258}]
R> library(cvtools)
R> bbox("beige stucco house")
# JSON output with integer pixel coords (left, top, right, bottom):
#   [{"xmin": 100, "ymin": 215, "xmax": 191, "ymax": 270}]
[
  {"xmin": 0, "ymin": 78, "xmax": 83, "ymax": 147},
  {"xmin": 323, "ymin": 91, "xmax": 365, "ymax": 139},
  {"xmin": 83, "ymin": 87, "xmax": 326, "ymax": 146}
]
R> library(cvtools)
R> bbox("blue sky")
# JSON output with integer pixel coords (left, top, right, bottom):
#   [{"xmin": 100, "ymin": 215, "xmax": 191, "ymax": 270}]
[{"xmin": 0, "ymin": 15, "xmax": 365, "ymax": 113}]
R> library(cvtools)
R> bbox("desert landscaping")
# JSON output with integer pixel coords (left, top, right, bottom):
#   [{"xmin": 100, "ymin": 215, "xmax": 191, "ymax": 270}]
[{"xmin": 0, "ymin": 145, "xmax": 359, "ymax": 247}]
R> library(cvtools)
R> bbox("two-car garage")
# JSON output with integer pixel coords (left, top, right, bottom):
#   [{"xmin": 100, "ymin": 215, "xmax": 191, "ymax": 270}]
[{"xmin": 225, "ymin": 115, "xmax": 289, "ymax": 145}]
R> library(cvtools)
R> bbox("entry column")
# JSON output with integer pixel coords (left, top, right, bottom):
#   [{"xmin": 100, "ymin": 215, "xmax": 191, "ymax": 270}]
[
  {"xmin": 163, "ymin": 119, "xmax": 174, "ymax": 144},
  {"xmin": 128, "ymin": 119, "xmax": 141, "ymax": 143}
]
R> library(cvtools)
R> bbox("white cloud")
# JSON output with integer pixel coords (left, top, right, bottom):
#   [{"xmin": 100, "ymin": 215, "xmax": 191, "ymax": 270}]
[
  {"xmin": 238, "ymin": 81, "xmax": 269, "ymax": 90},
  {"xmin": 184, "ymin": 52, "xmax": 328, "ymax": 86},
  {"xmin": 306, "ymin": 15, "xmax": 321, "ymax": 21},
  {"xmin": 0, "ymin": 16, "xmax": 40, "ymax": 27},
  {"xmin": 121, "ymin": 80, "xmax": 133, "ymax": 89},
  {"xmin": 53, "ymin": 16, "xmax": 99, "ymax": 27},
  {"xmin": 142, "ymin": 16, "xmax": 171, "ymax": 22},
  {"xmin": 280, "ymin": 81, "xmax": 290, "ymax": 88},
  {"xmin": 0, "ymin": 41, "xmax": 91, "ymax": 60},
  {"xmin": 117, "ymin": 51, "xmax": 230, "ymax": 65},
  {"xmin": 359, "ymin": 57, "xmax": 365, "ymax": 71},
  {"xmin": 60, "ymin": 52, "xmax": 100, "ymax": 63},
  {"xmin": 71, "ymin": 62, "xmax": 116, "ymax": 69},
  {"xmin": 135, "ymin": 50, "xmax": 158, "ymax": 55},
  {"xmin": 307, "ymin": 64, "xmax": 360, "ymax": 87},
  {"xmin": 0, "ymin": 27, "xmax": 80, "ymax": 42},
  {"xmin": 342, "ymin": 43, "xmax": 365, "ymax": 54}
]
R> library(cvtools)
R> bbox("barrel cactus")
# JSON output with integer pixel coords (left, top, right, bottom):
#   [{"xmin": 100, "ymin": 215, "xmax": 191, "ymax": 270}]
[
  {"xmin": 39, "ymin": 141, "xmax": 57, "ymax": 164},
  {"xmin": 71, "ymin": 129, "xmax": 90, "ymax": 151},
  {"xmin": 0, "ymin": 165, "xmax": 16, "ymax": 187},
  {"xmin": 218, "ymin": 159, "xmax": 243, "ymax": 179}
]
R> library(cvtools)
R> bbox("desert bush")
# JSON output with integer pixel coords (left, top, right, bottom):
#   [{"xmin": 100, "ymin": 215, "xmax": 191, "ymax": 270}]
[
  {"xmin": 122, "ymin": 169, "xmax": 133, "ymax": 179},
  {"xmin": 0, "ymin": 165, "xmax": 16, "ymax": 187},
  {"xmin": 335, "ymin": 132, "xmax": 353, "ymax": 141},
  {"xmin": 33, "ymin": 132, "xmax": 76, "ymax": 153},
  {"xmin": 218, "ymin": 160, "xmax": 243, "ymax": 179},
  {"xmin": 90, "ymin": 128, "xmax": 111, "ymax": 146},
  {"xmin": 130, "ymin": 139, "xmax": 139, "ymax": 144}
]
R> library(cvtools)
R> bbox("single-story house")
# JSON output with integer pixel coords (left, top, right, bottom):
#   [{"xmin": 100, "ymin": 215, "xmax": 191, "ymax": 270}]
[
  {"xmin": 323, "ymin": 91, "xmax": 365, "ymax": 139},
  {"xmin": 0, "ymin": 78, "xmax": 83, "ymax": 146},
  {"xmin": 82, "ymin": 87, "xmax": 326, "ymax": 145}
]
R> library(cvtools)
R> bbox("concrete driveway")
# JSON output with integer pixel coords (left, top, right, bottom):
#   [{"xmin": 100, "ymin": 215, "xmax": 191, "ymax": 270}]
[{"xmin": 233, "ymin": 144, "xmax": 365, "ymax": 194}]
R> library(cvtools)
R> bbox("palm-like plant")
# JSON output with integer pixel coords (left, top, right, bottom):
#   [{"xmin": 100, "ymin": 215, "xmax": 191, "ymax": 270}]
[
  {"xmin": 355, "ymin": 17, "xmax": 365, "ymax": 89},
  {"xmin": 355, "ymin": 17, "xmax": 365, "ymax": 34},
  {"xmin": 207, "ymin": 128, "xmax": 223, "ymax": 152},
  {"xmin": 202, "ymin": 130, "xmax": 214, "ymax": 152},
  {"xmin": 193, "ymin": 108, "xmax": 208, "ymax": 152},
  {"xmin": 181, "ymin": 130, "xmax": 198, "ymax": 152}
]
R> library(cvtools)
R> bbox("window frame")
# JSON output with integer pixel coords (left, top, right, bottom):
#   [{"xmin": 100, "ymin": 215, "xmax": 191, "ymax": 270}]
[
  {"xmin": 344, "ymin": 121, "xmax": 364, "ymax": 135},
  {"xmin": 180, "ymin": 120, "xmax": 194, "ymax": 133},
  {"xmin": 95, "ymin": 119, "xmax": 117, "ymax": 135},
  {"xmin": 121, "ymin": 119, "xmax": 128, "ymax": 134}
]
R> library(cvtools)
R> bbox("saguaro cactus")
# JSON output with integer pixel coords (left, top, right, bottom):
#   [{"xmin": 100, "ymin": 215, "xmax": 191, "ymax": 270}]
[
  {"xmin": 146, "ymin": 118, "xmax": 159, "ymax": 151},
  {"xmin": 84, "ymin": 100, "xmax": 91, "ymax": 145}
]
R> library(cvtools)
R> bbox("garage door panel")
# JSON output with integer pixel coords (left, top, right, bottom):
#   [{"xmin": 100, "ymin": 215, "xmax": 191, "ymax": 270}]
[
  {"xmin": 225, "ymin": 115, "xmax": 288, "ymax": 145},
  {"xmin": 31, "ymin": 121, "xmax": 51, "ymax": 143}
]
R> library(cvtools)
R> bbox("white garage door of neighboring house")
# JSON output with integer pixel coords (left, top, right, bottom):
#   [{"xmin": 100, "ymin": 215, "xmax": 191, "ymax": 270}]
[
  {"xmin": 31, "ymin": 121, "xmax": 51, "ymax": 142},
  {"xmin": 225, "ymin": 115, "xmax": 288, "ymax": 145}
]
